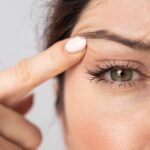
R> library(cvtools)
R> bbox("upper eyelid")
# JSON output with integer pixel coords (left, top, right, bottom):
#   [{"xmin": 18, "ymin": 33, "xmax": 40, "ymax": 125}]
[{"xmin": 90, "ymin": 59, "xmax": 147, "ymax": 70}]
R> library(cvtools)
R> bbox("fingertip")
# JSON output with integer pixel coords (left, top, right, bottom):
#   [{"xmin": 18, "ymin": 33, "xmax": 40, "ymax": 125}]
[{"xmin": 65, "ymin": 36, "xmax": 87, "ymax": 53}]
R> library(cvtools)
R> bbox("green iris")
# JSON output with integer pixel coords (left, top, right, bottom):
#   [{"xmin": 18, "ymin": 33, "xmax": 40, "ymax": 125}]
[{"xmin": 111, "ymin": 68, "xmax": 133, "ymax": 81}]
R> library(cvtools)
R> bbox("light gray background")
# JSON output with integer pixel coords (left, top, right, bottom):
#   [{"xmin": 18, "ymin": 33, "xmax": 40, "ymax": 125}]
[{"xmin": 0, "ymin": 0, "xmax": 65, "ymax": 149}]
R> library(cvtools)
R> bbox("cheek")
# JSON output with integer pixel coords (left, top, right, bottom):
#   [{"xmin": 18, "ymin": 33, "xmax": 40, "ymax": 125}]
[
  {"xmin": 64, "ymin": 66, "xmax": 108, "ymax": 149},
  {"xmin": 64, "ymin": 63, "xmax": 150, "ymax": 150},
  {"xmin": 64, "ymin": 83, "xmax": 111, "ymax": 149}
]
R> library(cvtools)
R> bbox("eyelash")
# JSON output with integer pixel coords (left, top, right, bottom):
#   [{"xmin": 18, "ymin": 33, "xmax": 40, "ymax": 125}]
[{"xmin": 85, "ymin": 60, "xmax": 148, "ymax": 89}]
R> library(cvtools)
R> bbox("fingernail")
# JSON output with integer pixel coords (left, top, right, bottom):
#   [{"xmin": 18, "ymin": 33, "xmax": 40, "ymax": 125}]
[{"xmin": 65, "ymin": 36, "xmax": 87, "ymax": 53}]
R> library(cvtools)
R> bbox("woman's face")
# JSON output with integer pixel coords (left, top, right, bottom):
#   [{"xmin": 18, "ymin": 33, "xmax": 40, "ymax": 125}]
[{"xmin": 63, "ymin": 0, "xmax": 150, "ymax": 149}]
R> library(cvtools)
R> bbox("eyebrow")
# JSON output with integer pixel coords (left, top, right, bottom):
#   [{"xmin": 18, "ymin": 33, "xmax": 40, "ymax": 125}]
[{"xmin": 79, "ymin": 29, "xmax": 150, "ymax": 51}]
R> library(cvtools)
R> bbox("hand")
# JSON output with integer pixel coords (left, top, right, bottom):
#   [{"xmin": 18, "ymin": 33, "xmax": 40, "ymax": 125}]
[{"xmin": 0, "ymin": 36, "xmax": 87, "ymax": 149}]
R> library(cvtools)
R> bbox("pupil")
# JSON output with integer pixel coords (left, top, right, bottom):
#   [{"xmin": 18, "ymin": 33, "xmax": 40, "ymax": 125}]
[{"xmin": 118, "ymin": 70, "xmax": 125, "ymax": 77}]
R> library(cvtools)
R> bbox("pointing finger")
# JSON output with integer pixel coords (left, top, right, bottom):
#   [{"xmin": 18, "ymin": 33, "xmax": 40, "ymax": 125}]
[{"xmin": 0, "ymin": 36, "xmax": 87, "ymax": 104}]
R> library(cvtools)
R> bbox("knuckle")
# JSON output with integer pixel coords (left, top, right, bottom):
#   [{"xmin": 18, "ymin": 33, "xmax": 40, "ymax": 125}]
[{"xmin": 13, "ymin": 59, "xmax": 32, "ymax": 85}]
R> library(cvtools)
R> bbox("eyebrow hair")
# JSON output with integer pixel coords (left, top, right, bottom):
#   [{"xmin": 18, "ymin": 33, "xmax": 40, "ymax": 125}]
[{"xmin": 79, "ymin": 29, "xmax": 150, "ymax": 51}]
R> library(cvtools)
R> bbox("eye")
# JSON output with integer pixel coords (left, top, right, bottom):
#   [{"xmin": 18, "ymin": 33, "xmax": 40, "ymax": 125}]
[
  {"xmin": 86, "ymin": 60, "xmax": 149, "ymax": 89},
  {"xmin": 105, "ymin": 67, "xmax": 140, "ymax": 82}
]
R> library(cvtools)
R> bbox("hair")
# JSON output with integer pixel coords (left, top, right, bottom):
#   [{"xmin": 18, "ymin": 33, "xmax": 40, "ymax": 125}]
[{"xmin": 43, "ymin": 0, "xmax": 90, "ymax": 113}]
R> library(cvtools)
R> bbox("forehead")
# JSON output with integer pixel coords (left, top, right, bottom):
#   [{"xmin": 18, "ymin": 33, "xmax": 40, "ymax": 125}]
[{"xmin": 72, "ymin": 0, "xmax": 150, "ymax": 41}]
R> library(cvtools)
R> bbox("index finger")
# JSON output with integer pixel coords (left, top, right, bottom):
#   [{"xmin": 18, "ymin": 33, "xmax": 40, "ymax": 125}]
[{"xmin": 0, "ymin": 36, "xmax": 87, "ymax": 104}]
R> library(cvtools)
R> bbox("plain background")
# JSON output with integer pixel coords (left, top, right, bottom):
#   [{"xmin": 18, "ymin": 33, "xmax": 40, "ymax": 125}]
[{"xmin": 0, "ymin": 0, "xmax": 65, "ymax": 149}]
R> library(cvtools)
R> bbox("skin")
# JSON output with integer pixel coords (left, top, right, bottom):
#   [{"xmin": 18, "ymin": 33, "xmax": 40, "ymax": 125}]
[
  {"xmin": 0, "ymin": 38, "xmax": 86, "ymax": 149},
  {"xmin": 63, "ymin": 0, "xmax": 150, "ymax": 149}
]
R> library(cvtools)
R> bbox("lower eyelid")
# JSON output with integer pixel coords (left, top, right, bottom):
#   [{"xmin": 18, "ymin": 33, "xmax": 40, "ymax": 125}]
[{"xmin": 95, "ymin": 78, "xmax": 147, "ymax": 91}]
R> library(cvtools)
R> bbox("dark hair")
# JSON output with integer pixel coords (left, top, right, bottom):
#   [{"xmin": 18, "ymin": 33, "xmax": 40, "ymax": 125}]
[{"xmin": 43, "ymin": 0, "xmax": 89, "ymax": 113}]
